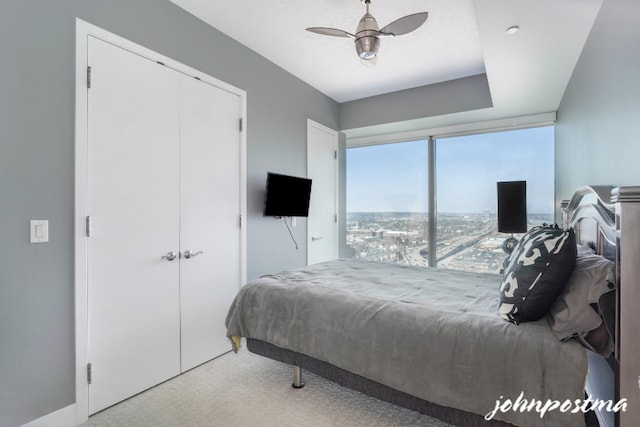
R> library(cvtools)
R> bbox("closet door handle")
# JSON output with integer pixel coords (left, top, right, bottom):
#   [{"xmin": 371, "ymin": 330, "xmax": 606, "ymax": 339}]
[
  {"xmin": 183, "ymin": 250, "xmax": 204, "ymax": 259},
  {"xmin": 161, "ymin": 251, "xmax": 177, "ymax": 261}
]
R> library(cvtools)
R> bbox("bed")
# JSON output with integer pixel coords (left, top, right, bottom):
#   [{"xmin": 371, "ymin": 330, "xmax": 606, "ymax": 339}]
[{"xmin": 226, "ymin": 186, "xmax": 640, "ymax": 427}]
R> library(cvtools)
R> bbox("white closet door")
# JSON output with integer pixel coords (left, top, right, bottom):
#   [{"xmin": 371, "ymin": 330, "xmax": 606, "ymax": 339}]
[
  {"xmin": 87, "ymin": 37, "xmax": 181, "ymax": 414},
  {"xmin": 179, "ymin": 76, "xmax": 242, "ymax": 371}
]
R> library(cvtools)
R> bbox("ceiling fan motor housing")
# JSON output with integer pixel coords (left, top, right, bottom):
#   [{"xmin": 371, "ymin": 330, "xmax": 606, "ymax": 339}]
[{"xmin": 355, "ymin": 12, "xmax": 380, "ymax": 59}]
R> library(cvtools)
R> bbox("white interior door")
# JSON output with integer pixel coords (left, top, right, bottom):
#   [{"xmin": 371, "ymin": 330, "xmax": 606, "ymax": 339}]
[
  {"xmin": 179, "ymin": 76, "xmax": 242, "ymax": 371},
  {"xmin": 307, "ymin": 119, "xmax": 339, "ymax": 265},
  {"xmin": 87, "ymin": 37, "xmax": 181, "ymax": 414}
]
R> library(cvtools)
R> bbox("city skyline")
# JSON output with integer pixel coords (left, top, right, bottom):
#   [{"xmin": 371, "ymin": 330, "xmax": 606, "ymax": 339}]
[{"xmin": 346, "ymin": 211, "xmax": 513, "ymax": 273}]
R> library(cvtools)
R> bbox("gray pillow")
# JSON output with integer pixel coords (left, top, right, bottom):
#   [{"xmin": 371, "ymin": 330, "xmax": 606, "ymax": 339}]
[
  {"xmin": 498, "ymin": 225, "xmax": 577, "ymax": 324},
  {"xmin": 577, "ymin": 243, "xmax": 596, "ymax": 256},
  {"xmin": 548, "ymin": 253, "xmax": 614, "ymax": 355}
]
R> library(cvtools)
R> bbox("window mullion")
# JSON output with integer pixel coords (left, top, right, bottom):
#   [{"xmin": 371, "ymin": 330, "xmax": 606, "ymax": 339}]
[{"xmin": 428, "ymin": 136, "xmax": 437, "ymax": 267}]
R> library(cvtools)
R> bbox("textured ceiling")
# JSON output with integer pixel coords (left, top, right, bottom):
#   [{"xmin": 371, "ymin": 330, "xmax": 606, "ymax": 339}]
[
  {"xmin": 170, "ymin": 0, "xmax": 486, "ymax": 102},
  {"xmin": 170, "ymin": 0, "xmax": 603, "ymax": 134}
]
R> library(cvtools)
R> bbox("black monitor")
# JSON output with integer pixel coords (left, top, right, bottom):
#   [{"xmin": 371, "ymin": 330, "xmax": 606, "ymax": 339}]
[{"xmin": 263, "ymin": 172, "xmax": 312, "ymax": 217}]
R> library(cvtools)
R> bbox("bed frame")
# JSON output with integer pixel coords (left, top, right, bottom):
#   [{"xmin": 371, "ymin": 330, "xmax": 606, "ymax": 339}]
[
  {"xmin": 247, "ymin": 186, "xmax": 640, "ymax": 427},
  {"xmin": 562, "ymin": 186, "xmax": 640, "ymax": 427}
]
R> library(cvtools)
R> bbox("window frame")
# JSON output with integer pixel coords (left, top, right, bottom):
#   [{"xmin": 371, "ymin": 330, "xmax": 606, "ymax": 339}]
[{"xmin": 346, "ymin": 115, "xmax": 556, "ymax": 270}]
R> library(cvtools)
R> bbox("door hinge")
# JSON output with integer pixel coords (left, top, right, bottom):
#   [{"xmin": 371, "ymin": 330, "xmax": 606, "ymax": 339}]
[
  {"xmin": 87, "ymin": 363, "xmax": 92, "ymax": 385},
  {"xmin": 334, "ymin": 150, "xmax": 337, "ymax": 160},
  {"xmin": 239, "ymin": 214, "xmax": 243, "ymax": 228},
  {"xmin": 239, "ymin": 118, "xmax": 243, "ymax": 132},
  {"xmin": 335, "ymin": 213, "xmax": 338, "ymax": 223},
  {"xmin": 85, "ymin": 215, "xmax": 92, "ymax": 237},
  {"xmin": 87, "ymin": 66, "xmax": 92, "ymax": 89}
]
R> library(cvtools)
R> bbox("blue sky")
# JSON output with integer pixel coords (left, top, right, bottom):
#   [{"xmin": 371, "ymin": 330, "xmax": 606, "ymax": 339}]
[{"xmin": 347, "ymin": 126, "xmax": 555, "ymax": 214}]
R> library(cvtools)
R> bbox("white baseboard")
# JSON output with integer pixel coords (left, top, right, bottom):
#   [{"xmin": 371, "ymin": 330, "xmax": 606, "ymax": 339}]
[{"xmin": 21, "ymin": 404, "xmax": 76, "ymax": 427}]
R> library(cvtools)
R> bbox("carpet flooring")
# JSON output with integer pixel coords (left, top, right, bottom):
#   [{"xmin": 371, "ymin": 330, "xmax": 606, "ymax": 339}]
[
  {"xmin": 82, "ymin": 347, "xmax": 601, "ymax": 427},
  {"xmin": 82, "ymin": 348, "xmax": 455, "ymax": 427}
]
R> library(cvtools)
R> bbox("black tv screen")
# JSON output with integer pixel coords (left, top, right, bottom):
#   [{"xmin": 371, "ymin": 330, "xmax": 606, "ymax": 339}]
[
  {"xmin": 263, "ymin": 172, "xmax": 312, "ymax": 217},
  {"xmin": 497, "ymin": 180, "xmax": 527, "ymax": 233}
]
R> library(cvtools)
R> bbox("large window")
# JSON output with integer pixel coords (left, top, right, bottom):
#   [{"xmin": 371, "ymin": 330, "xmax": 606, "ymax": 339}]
[
  {"xmin": 436, "ymin": 127, "xmax": 554, "ymax": 273},
  {"xmin": 346, "ymin": 140, "xmax": 428, "ymax": 264},
  {"xmin": 346, "ymin": 126, "xmax": 555, "ymax": 273}
]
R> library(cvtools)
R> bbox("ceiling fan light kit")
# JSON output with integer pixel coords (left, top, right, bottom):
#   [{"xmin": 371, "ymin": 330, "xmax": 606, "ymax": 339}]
[{"xmin": 306, "ymin": 0, "xmax": 428, "ymax": 61}]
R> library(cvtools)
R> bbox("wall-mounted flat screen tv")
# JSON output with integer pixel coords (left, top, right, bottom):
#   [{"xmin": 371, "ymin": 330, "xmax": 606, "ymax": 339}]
[{"xmin": 263, "ymin": 172, "xmax": 312, "ymax": 217}]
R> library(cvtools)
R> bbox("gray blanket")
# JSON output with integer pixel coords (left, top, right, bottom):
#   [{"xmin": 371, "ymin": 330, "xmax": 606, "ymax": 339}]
[{"xmin": 226, "ymin": 260, "xmax": 587, "ymax": 427}]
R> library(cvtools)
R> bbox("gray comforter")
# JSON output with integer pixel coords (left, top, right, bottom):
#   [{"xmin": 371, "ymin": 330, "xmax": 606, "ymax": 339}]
[{"xmin": 226, "ymin": 259, "xmax": 587, "ymax": 427}]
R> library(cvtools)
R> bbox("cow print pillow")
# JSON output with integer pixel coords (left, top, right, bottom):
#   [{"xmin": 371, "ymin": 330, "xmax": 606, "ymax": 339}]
[{"xmin": 498, "ymin": 225, "xmax": 577, "ymax": 324}]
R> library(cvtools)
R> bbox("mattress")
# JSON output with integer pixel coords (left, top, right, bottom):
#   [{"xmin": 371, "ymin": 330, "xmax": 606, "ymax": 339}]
[{"xmin": 226, "ymin": 259, "xmax": 587, "ymax": 427}]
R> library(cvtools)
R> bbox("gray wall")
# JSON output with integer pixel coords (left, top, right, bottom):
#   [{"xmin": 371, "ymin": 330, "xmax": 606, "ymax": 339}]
[
  {"xmin": 0, "ymin": 1, "xmax": 338, "ymax": 425},
  {"xmin": 339, "ymin": 74, "xmax": 492, "ymax": 131},
  {"xmin": 555, "ymin": 0, "xmax": 640, "ymax": 214}
]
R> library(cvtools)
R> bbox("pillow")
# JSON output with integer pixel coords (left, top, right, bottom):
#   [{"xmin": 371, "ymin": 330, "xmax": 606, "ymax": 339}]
[
  {"xmin": 576, "ymin": 243, "xmax": 596, "ymax": 256},
  {"xmin": 498, "ymin": 225, "xmax": 577, "ymax": 324},
  {"xmin": 548, "ymin": 253, "xmax": 615, "ymax": 356}
]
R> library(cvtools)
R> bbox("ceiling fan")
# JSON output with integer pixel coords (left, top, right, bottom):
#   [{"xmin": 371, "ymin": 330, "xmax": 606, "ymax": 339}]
[{"xmin": 306, "ymin": 0, "xmax": 428, "ymax": 61}]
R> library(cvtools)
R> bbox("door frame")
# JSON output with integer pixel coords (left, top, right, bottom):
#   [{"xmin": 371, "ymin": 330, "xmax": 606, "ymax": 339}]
[
  {"xmin": 306, "ymin": 119, "xmax": 339, "ymax": 264},
  {"xmin": 74, "ymin": 19, "xmax": 247, "ymax": 423}
]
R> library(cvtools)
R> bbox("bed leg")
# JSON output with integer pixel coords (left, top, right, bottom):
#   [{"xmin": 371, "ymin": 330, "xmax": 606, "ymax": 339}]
[{"xmin": 292, "ymin": 365, "xmax": 305, "ymax": 389}]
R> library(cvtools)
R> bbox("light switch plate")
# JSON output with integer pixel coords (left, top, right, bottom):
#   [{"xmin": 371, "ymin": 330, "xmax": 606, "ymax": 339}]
[{"xmin": 30, "ymin": 220, "xmax": 49, "ymax": 243}]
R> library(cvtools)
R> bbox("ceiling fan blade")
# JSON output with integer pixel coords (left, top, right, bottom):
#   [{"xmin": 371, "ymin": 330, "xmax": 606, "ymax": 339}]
[
  {"xmin": 306, "ymin": 27, "xmax": 355, "ymax": 38},
  {"xmin": 379, "ymin": 12, "xmax": 428, "ymax": 36}
]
